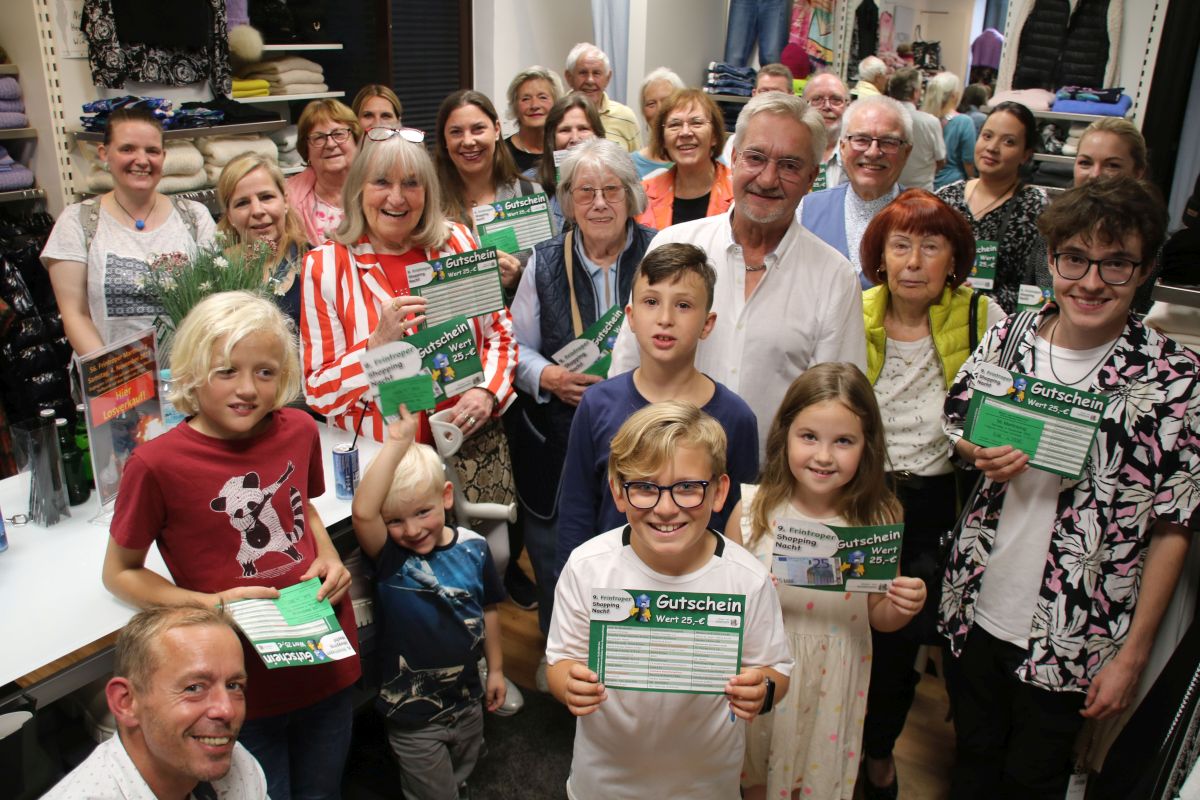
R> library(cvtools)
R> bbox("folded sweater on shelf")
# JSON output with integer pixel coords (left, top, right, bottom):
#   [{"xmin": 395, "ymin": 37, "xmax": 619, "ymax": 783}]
[
  {"xmin": 269, "ymin": 124, "xmax": 298, "ymax": 150},
  {"xmin": 236, "ymin": 56, "xmax": 323, "ymax": 77},
  {"xmin": 231, "ymin": 78, "xmax": 270, "ymax": 92},
  {"xmin": 244, "ymin": 69, "xmax": 325, "ymax": 87},
  {"xmin": 1051, "ymin": 95, "xmax": 1132, "ymax": 117},
  {"xmin": 0, "ymin": 99, "xmax": 24, "ymax": 113},
  {"xmin": 277, "ymin": 148, "xmax": 303, "ymax": 167},
  {"xmin": 0, "ymin": 77, "xmax": 21, "ymax": 101},
  {"xmin": 197, "ymin": 135, "xmax": 279, "ymax": 167},
  {"xmin": 267, "ymin": 83, "xmax": 329, "ymax": 96},
  {"xmin": 0, "ymin": 163, "xmax": 34, "ymax": 191},
  {"xmin": 87, "ymin": 166, "xmax": 207, "ymax": 194},
  {"xmin": 988, "ymin": 88, "xmax": 1056, "ymax": 112},
  {"xmin": 163, "ymin": 140, "xmax": 204, "ymax": 176},
  {"xmin": 232, "ymin": 88, "xmax": 270, "ymax": 98},
  {"xmin": 0, "ymin": 112, "xmax": 28, "ymax": 129}
]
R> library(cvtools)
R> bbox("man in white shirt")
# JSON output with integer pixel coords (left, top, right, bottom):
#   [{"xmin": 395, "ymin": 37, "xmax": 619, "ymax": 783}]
[
  {"xmin": 564, "ymin": 43, "xmax": 640, "ymax": 152},
  {"xmin": 44, "ymin": 606, "xmax": 266, "ymax": 800},
  {"xmin": 610, "ymin": 92, "xmax": 867, "ymax": 455},
  {"xmin": 886, "ymin": 67, "xmax": 945, "ymax": 191},
  {"xmin": 799, "ymin": 95, "xmax": 913, "ymax": 287}
]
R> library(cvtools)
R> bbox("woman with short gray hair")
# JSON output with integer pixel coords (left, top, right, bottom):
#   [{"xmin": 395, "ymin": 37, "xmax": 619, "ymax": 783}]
[
  {"xmin": 505, "ymin": 66, "xmax": 565, "ymax": 173},
  {"xmin": 634, "ymin": 67, "xmax": 685, "ymax": 178},
  {"xmin": 508, "ymin": 137, "xmax": 655, "ymax": 634}
]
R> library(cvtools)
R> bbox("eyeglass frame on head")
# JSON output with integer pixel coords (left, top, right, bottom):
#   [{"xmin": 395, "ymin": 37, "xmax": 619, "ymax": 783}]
[
  {"xmin": 1051, "ymin": 251, "xmax": 1143, "ymax": 286},
  {"xmin": 365, "ymin": 127, "xmax": 427, "ymax": 144},
  {"xmin": 842, "ymin": 134, "xmax": 907, "ymax": 155},
  {"xmin": 735, "ymin": 149, "xmax": 811, "ymax": 183},
  {"xmin": 307, "ymin": 127, "xmax": 354, "ymax": 147},
  {"xmin": 570, "ymin": 183, "xmax": 626, "ymax": 205},
  {"xmin": 621, "ymin": 479, "xmax": 712, "ymax": 510}
]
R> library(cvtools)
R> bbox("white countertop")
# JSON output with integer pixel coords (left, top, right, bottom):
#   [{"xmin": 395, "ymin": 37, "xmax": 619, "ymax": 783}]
[{"xmin": 0, "ymin": 422, "xmax": 379, "ymax": 689}]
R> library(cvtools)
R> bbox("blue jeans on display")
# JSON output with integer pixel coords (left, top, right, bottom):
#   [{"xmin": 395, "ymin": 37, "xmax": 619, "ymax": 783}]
[
  {"xmin": 723, "ymin": 0, "xmax": 791, "ymax": 67},
  {"xmin": 238, "ymin": 686, "xmax": 355, "ymax": 800}
]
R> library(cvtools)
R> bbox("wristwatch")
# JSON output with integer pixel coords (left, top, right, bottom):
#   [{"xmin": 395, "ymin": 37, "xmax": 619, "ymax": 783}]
[{"xmin": 760, "ymin": 676, "xmax": 776, "ymax": 714}]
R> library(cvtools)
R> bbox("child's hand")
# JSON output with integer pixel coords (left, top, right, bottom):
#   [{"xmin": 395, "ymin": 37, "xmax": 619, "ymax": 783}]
[
  {"xmin": 725, "ymin": 668, "xmax": 768, "ymax": 721},
  {"xmin": 302, "ymin": 556, "xmax": 352, "ymax": 605},
  {"xmin": 211, "ymin": 585, "xmax": 280, "ymax": 607},
  {"xmin": 485, "ymin": 667, "xmax": 507, "ymax": 712},
  {"xmin": 385, "ymin": 403, "xmax": 418, "ymax": 447},
  {"xmin": 886, "ymin": 576, "xmax": 927, "ymax": 619},
  {"xmin": 564, "ymin": 662, "xmax": 607, "ymax": 717}
]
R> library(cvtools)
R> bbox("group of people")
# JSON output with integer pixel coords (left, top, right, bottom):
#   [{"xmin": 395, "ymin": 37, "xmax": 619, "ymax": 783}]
[{"xmin": 36, "ymin": 37, "xmax": 1198, "ymax": 800}]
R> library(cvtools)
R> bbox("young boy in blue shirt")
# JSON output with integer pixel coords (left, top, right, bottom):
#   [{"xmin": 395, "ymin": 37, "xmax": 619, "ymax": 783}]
[
  {"xmin": 555, "ymin": 243, "xmax": 760, "ymax": 575},
  {"xmin": 352, "ymin": 406, "xmax": 506, "ymax": 800}
]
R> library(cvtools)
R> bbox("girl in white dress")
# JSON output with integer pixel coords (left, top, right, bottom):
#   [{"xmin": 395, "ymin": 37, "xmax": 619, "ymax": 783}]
[{"xmin": 730, "ymin": 363, "xmax": 927, "ymax": 799}]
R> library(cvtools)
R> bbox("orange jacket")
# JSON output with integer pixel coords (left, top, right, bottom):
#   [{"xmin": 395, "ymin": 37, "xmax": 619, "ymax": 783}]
[{"xmin": 635, "ymin": 161, "xmax": 734, "ymax": 230}]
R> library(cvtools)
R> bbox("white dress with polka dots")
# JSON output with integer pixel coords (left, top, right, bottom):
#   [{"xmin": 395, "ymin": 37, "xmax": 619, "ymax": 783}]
[{"xmin": 740, "ymin": 486, "xmax": 872, "ymax": 800}]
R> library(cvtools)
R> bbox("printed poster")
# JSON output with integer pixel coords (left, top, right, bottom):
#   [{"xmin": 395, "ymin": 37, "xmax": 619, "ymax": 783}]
[
  {"xmin": 971, "ymin": 239, "xmax": 997, "ymax": 291},
  {"xmin": 771, "ymin": 519, "xmax": 903, "ymax": 593}
]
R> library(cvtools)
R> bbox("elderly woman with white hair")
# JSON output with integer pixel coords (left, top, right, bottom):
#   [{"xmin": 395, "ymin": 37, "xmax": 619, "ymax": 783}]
[
  {"xmin": 633, "ymin": 67, "xmax": 685, "ymax": 178},
  {"xmin": 924, "ymin": 71, "xmax": 978, "ymax": 189},
  {"xmin": 504, "ymin": 65, "xmax": 564, "ymax": 173},
  {"xmin": 509, "ymin": 137, "xmax": 655, "ymax": 633},
  {"xmin": 855, "ymin": 55, "xmax": 889, "ymax": 98}
]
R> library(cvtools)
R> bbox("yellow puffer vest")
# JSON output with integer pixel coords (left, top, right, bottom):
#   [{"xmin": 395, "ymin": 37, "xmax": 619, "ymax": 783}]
[{"xmin": 863, "ymin": 284, "xmax": 990, "ymax": 388}]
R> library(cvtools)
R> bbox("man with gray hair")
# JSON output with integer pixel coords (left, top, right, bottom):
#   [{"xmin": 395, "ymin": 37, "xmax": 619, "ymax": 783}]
[
  {"xmin": 44, "ymin": 605, "xmax": 266, "ymax": 800},
  {"xmin": 564, "ymin": 42, "xmax": 640, "ymax": 152},
  {"xmin": 799, "ymin": 95, "xmax": 913, "ymax": 287},
  {"xmin": 854, "ymin": 55, "xmax": 889, "ymax": 98},
  {"xmin": 609, "ymin": 93, "xmax": 867, "ymax": 455},
  {"xmin": 802, "ymin": 72, "xmax": 852, "ymax": 189},
  {"xmin": 887, "ymin": 66, "xmax": 945, "ymax": 191}
]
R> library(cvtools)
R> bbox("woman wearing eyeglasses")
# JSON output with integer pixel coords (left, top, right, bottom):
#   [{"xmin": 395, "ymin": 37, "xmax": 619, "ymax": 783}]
[
  {"xmin": 287, "ymin": 99, "xmax": 363, "ymax": 246},
  {"xmin": 635, "ymin": 89, "xmax": 733, "ymax": 231},
  {"xmin": 435, "ymin": 90, "xmax": 549, "ymax": 295},
  {"xmin": 509, "ymin": 138, "xmax": 655, "ymax": 633},
  {"xmin": 936, "ymin": 101, "xmax": 1049, "ymax": 313}
]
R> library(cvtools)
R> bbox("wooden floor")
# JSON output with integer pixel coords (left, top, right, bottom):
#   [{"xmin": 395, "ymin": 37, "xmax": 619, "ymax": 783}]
[{"xmin": 498, "ymin": 556, "xmax": 956, "ymax": 799}]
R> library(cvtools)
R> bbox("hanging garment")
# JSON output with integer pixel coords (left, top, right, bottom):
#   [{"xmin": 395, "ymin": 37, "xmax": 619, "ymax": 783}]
[
  {"xmin": 81, "ymin": 0, "xmax": 232, "ymax": 95},
  {"xmin": 854, "ymin": 0, "xmax": 879, "ymax": 63},
  {"xmin": 970, "ymin": 27, "xmax": 1004, "ymax": 70},
  {"xmin": 806, "ymin": 0, "xmax": 835, "ymax": 70},
  {"xmin": 1008, "ymin": 0, "xmax": 1122, "ymax": 92}
]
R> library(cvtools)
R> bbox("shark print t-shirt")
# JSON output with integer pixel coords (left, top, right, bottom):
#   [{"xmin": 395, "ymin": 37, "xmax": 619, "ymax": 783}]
[
  {"xmin": 111, "ymin": 407, "xmax": 360, "ymax": 718},
  {"xmin": 374, "ymin": 527, "xmax": 504, "ymax": 727}
]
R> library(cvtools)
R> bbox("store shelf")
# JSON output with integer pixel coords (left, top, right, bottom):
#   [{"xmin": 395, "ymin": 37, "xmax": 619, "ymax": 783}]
[
  {"xmin": 1033, "ymin": 109, "xmax": 1131, "ymax": 124},
  {"xmin": 72, "ymin": 119, "xmax": 287, "ymax": 142},
  {"xmin": 0, "ymin": 127, "xmax": 37, "ymax": 141},
  {"xmin": 234, "ymin": 91, "xmax": 344, "ymax": 104},
  {"xmin": 1151, "ymin": 283, "xmax": 1200, "ymax": 309},
  {"xmin": 0, "ymin": 65, "xmax": 18, "ymax": 76},
  {"xmin": 1032, "ymin": 152, "xmax": 1075, "ymax": 166},
  {"xmin": 0, "ymin": 187, "xmax": 44, "ymax": 203},
  {"xmin": 260, "ymin": 43, "xmax": 344, "ymax": 52},
  {"xmin": 708, "ymin": 94, "xmax": 751, "ymax": 104}
]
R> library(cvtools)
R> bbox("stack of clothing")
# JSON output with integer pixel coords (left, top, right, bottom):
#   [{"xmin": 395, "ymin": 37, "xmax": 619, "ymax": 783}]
[
  {"xmin": 197, "ymin": 134, "xmax": 278, "ymax": 184},
  {"xmin": 703, "ymin": 62, "xmax": 756, "ymax": 97},
  {"xmin": 76, "ymin": 139, "xmax": 207, "ymax": 194},
  {"xmin": 0, "ymin": 77, "xmax": 29, "ymax": 129},
  {"xmin": 1060, "ymin": 121, "xmax": 1090, "ymax": 157},
  {"xmin": 1051, "ymin": 86, "xmax": 1132, "ymax": 117},
  {"xmin": 0, "ymin": 144, "xmax": 34, "ymax": 190},
  {"xmin": 235, "ymin": 56, "xmax": 328, "ymax": 97},
  {"xmin": 79, "ymin": 96, "xmax": 224, "ymax": 132},
  {"xmin": 270, "ymin": 125, "xmax": 302, "ymax": 171},
  {"xmin": 231, "ymin": 79, "xmax": 269, "ymax": 99}
]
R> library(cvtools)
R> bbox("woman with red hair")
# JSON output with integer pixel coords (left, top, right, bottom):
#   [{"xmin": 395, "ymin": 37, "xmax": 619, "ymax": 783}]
[{"xmin": 856, "ymin": 188, "xmax": 1006, "ymax": 798}]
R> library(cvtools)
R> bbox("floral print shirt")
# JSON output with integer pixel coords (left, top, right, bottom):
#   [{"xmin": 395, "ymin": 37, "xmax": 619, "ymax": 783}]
[{"xmin": 940, "ymin": 305, "xmax": 1200, "ymax": 693}]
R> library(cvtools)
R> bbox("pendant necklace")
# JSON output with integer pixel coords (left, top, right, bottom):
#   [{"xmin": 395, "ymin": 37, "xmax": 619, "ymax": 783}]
[
  {"xmin": 113, "ymin": 194, "xmax": 158, "ymax": 231},
  {"xmin": 967, "ymin": 178, "xmax": 1019, "ymax": 219},
  {"xmin": 1045, "ymin": 317, "xmax": 1120, "ymax": 386}
]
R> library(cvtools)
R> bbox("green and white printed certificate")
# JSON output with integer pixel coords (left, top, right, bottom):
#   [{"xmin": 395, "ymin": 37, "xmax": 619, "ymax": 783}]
[
  {"xmin": 971, "ymin": 239, "xmax": 997, "ymax": 291},
  {"xmin": 550, "ymin": 306, "xmax": 624, "ymax": 377},
  {"xmin": 588, "ymin": 589, "xmax": 744, "ymax": 694},
  {"xmin": 406, "ymin": 248, "xmax": 505, "ymax": 326},
  {"xmin": 225, "ymin": 578, "xmax": 356, "ymax": 669},
  {"xmin": 473, "ymin": 192, "xmax": 555, "ymax": 253},
  {"xmin": 771, "ymin": 519, "xmax": 903, "ymax": 593},
  {"xmin": 963, "ymin": 363, "xmax": 1108, "ymax": 479}
]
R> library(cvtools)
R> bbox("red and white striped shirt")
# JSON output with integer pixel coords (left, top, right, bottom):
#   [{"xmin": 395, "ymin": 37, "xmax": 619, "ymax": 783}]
[{"xmin": 300, "ymin": 223, "xmax": 516, "ymax": 443}]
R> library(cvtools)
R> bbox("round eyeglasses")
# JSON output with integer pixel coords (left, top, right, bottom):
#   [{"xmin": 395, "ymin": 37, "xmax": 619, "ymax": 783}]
[{"xmin": 366, "ymin": 126, "xmax": 427, "ymax": 144}]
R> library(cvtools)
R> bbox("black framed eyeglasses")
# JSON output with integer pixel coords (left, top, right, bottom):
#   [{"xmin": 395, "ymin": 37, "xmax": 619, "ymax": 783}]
[
  {"xmin": 366, "ymin": 126, "xmax": 426, "ymax": 144},
  {"xmin": 307, "ymin": 128, "xmax": 353, "ymax": 147},
  {"xmin": 1051, "ymin": 252, "xmax": 1142, "ymax": 286},
  {"xmin": 843, "ymin": 134, "xmax": 907, "ymax": 155},
  {"xmin": 622, "ymin": 480, "xmax": 711, "ymax": 510}
]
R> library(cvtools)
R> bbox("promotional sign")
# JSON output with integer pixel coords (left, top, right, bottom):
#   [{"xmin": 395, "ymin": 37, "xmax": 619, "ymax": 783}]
[
  {"xmin": 771, "ymin": 519, "xmax": 903, "ymax": 593},
  {"xmin": 74, "ymin": 328, "xmax": 160, "ymax": 505},
  {"xmin": 226, "ymin": 578, "xmax": 356, "ymax": 669},
  {"xmin": 550, "ymin": 306, "xmax": 624, "ymax": 377},
  {"xmin": 405, "ymin": 248, "xmax": 505, "ymax": 326},
  {"xmin": 964, "ymin": 363, "xmax": 1108, "ymax": 479},
  {"xmin": 588, "ymin": 589, "xmax": 744, "ymax": 694},
  {"xmin": 1016, "ymin": 283, "xmax": 1053, "ymax": 313},
  {"xmin": 473, "ymin": 192, "xmax": 555, "ymax": 253},
  {"xmin": 360, "ymin": 317, "xmax": 484, "ymax": 416},
  {"xmin": 970, "ymin": 239, "xmax": 997, "ymax": 291}
]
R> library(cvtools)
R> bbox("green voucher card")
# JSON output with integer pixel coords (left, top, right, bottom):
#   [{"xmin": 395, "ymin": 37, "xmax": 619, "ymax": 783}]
[
  {"xmin": 473, "ymin": 192, "xmax": 555, "ymax": 252},
  {"xmin": 771, "ymin": 520, "xmax": 903, "ymax": 593},
  {"xmin": 359, "ymin": 316, "xmax": 484, "ymax": 416},
  {"xmin": 225, "ymin": 578, "xmax": 356, "ymax": 669},
  {"xmin": 550, "ymin": 305, "xmax": 624, "ymax": 377},
  {"xmin": 406, "ymin": 248, "xmax": 504, "ymax": 326},
  {"xmin": 1016, "ymin": 283, "xmax": 1053, "ymax": 313},
  {"xmin": 587, "ymin": 589, "xmax": 745, "ymax": 694},
  {"xmin": 971, "ymin": 239, "xmax": 997, "ymax": 291},
  {"xmin": 963, "ymin": 363, "xmax": 1108, "ymax": 479}
]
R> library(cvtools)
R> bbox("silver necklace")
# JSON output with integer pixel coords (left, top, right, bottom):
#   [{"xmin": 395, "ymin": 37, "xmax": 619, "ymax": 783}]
[{"xmin": 1047, "ymin": 317, "xmax": 1119, "ymax": 386}]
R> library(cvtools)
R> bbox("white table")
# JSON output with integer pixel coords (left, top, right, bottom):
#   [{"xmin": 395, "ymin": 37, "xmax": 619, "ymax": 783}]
[{"xmin": 0, "ymin": 423, "xmax": 380, "ymax": 704}]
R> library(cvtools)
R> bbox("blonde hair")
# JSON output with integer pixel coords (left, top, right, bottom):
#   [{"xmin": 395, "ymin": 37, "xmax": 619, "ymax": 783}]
[
  {"xmin": 115, "ymin": 605, "xmax": 237, "ymax": 690},
  {"xmin": 921, "ymin": 71, "xmax": 963, "ymax": 117},
  {"xmin": 351, "ymin": 84, "xmax": 403, "ymax": 122},
  {"xmin": 505, "ymin": 66, "xmax": 565, "ymax": 122},
  {"xmin": 1079, "ymin": 117, "xmax": 1148, "ymax": 175},
  {"xmin": 215, "ymin": 154, "xmax": 309, "ymax": 271},
  {"xmin": 336, "ymin": 134, "xmax": 452, "ymax": 250},
  {"xmin": 296, "ymin": 99, "xmax": 362, "ymax": 164},
  {"xmin": 381, "ymin": 442, "xmax": 447, "ymax": 513},
  {"xmin": 167, "ymin": 290, "xmax": 301, "ymax": 415},
  {"xmin": 607, "ymin": 401, "xmax": 727, "ymax": 487},
  {"xmin": 747, "ymin": 363, "xmax": 901, "ymax": 548}
]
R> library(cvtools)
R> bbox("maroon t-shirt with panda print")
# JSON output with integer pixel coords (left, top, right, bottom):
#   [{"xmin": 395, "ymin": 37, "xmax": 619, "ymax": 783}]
[{"xmin": 111, "ymin": 406, "xmax": 360, "ymax": 718}]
